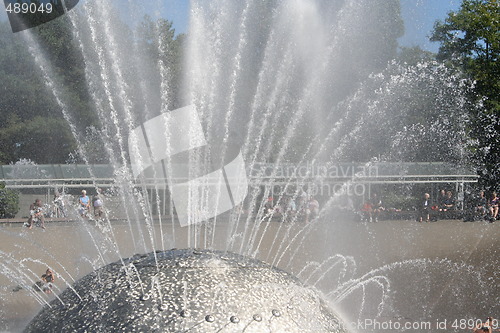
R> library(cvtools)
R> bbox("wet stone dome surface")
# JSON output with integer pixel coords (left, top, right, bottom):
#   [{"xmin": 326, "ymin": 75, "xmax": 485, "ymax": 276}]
[{"xmin": 24, "ymin": 249, "xmax": 347, "ymax": 332}]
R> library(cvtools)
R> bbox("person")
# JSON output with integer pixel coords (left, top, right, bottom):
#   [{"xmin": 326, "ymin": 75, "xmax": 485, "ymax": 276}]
[
  {"xmin": 360, "ymin": 199, "xmax": 373, "ymax": 222},
  {"xmin": 264, "ymin": 196, "xmax": 274, "ymax": 214},
  {"xmin": 53, "ymin": 190, "xmax": 67, "ymax": 218},
  {"xmin": 273, "ymin": 197, "xmax": 284, "ymax": 216},
  {"xmin": 306, "ymin": 197, "xmax": 319, "ymax": 223},
  {"xmin": 438, "ymin": 189, "xmax": 447, "ymax": 210},
  {"xmin": 93, "ymin": 189, "xmax": 104, "ymax": 218},
  {"xmin": 296, "ymin": 190, "xmax": 308, "ymax": 216},
  {"xmin": 284, "ymin": 196, "xmax": 297, "ymax": 222},
  {"xmin": 33, "ymin": 268, "xmax": 55, "ymax": 294},
  {"xmin": 443, "ymin": 190, "xmax": 456, "ymax": 210},
  {"xmin": 371, "ymin": 193, "xmax": 384, "ymax": 222},
  {"xmin": 78, "ymin": 190, "xmax": 90, "ymax": 217},
  {"xmin": 417, "ymin": 193, "xmax": 431, "ymax": 223},
  {"xmin": 473, "ymin": 317, "xmax": 494, "ymax": 333},
  {"xmin": 488, "ymin": 192, "xmax": 498, "ymax": 222},
  {"xmin": 27, "ymin": 199, "xmax": 45, "ymax": 229},
  {"xmin": 261, "ymin": 196, "xmax": 275, "ymax": 221},
  {"xmin": 40, "ymin": 268, "xmax": 55, "ymax": 294},
  {"xmin": 439, "ymin": 190, "xmax": 456, "ymax": 219},
  {"xmin": 476, "ymin": 190, "xmax": 488, "ymax": 220}
]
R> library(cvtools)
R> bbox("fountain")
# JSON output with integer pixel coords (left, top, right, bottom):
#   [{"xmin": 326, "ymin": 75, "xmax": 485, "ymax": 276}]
[
  {"xmin": 0, "ymin": 0, "xmax": 498, "ymax": 332},
  {"xmin": 25, "ymin": 249, "xmax": 346, "ymax": 332}
]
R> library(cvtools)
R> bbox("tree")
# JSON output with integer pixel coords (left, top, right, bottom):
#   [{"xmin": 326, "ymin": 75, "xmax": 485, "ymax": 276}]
[
  {"xmin": 32, "ymin": 14, "xmax": 96, "ymax": 131},
  {"xmin": 0, "ymin": 116, "xmax": 76, "ymax": 164},
  {"xmin": 1, "ymin": 8, "xmax": 187, "ymax": 165},
  {"xmin": 0, "ymin": 182, "xmax": 19, "ymax": 219},
  {"xmin": 0, "ymin": 18, "xmax": 88, "ymax": 164},
  {"xmin": 0, "ymin": 21, "xmax": 62, "ymax": 122},
  {"xmin": 431, "ymin": 0, "xmax": 500, "ymax": 190},
  {"xmin": 397, "ymin": 46, "xmax": 435, "ymax": 66},
  {"xmin": 136, "ymin": 15, "xmax": 185, "ymax": 113}
]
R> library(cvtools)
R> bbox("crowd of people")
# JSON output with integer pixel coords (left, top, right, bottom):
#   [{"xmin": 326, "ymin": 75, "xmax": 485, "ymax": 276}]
[
  {"xmin": 24, "ymin": 187, "xmax": 499, "ymax": 228},
  {"xmin": 417, "ymin": 189, "xmax": 498, "ymax": 223},
  {"xmin": 358, "ymin": 188, "xmax": 498, "ymax": 223},
  {"xmin": 474, "ymin": 191, "xmax": 499, "ymax": 222},
  {"xmin": 262, "ymin": 194, "xmax": 320, "ymax": 223},
  {"xmin": 360, "ymin": 193, "xmax": 385, "ymax": 222},
  {"xmin": 25, "ymin": 188, "xmax": 107, "ymax": 229}
]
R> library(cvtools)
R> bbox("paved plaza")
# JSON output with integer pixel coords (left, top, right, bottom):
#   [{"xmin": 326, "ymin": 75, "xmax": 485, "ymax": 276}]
[{"xmin": 0, "ymin": 217, "xmax": 498, "ymax": 332}]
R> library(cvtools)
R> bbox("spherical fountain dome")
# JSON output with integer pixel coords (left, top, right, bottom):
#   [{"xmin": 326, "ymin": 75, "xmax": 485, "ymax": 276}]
[{"xmin": 25, "ymin": 249, "xmax": 347, "ymax": 332}]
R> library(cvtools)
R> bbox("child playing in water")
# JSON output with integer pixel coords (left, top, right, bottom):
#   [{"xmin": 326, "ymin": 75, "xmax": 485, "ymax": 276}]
[
  {"xmin": 40, "ymin": 268, "xmax": 55, "ymax": 294},
  {"xmin": 26, "ymin": 199, "xmax": 45, "ymax": 229}
]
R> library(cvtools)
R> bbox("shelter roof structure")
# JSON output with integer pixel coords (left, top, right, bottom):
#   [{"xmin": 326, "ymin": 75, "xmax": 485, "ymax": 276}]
[{"xmin": 0, "ymin": 162, "xmax": 478, "ymax": 189}]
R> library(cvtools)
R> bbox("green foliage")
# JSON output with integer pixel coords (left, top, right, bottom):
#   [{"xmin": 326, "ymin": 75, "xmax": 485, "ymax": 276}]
[
  {"xmin": 0, "ymin": 183, "xmax": 20, "ymax": 219},
  {"xmin": 397, "ymin": 46, "xmax": 435, "ymax": 66},
  {"xmin": 383, "ymin": 194, "xmax": 417, "ymax": 211},
  {"xmin": 0, "ymin": 116, "xmax": 76, "ymax": 164},
  {"xmin": 32, "ymin": 15, "xmax": 96, "ymax": 131},
  {"xmin": 136, "ymin": 15, "xmax": 185, "ymax": 112},
  {"xmin": 431, "ymin": 0, "xmax": 500, "ymax": 190},
  {"xmin": 431, "ymin": 0, "xmax": 500, "ymax": 99},
  {"xmin": 0, "ymin": 22, "xmax": 59, "ymax": 121},
  {"xmin": 0, "ymin": 18, "xmax": 86, "ymax": 164},
  {"xmin": 0, "ymin": 10, "xmax": 185, "ymax": 165}
]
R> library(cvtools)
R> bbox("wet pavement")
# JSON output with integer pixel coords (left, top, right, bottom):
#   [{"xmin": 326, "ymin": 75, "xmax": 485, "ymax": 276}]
[{"xmin": 0, "ymin": 217, "xmax": 498, "ymax": 332}]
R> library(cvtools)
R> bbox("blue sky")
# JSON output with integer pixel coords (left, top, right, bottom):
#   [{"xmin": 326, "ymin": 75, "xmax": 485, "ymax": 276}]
[
  {"xmin": 137, "ymin": 0, "xmax": 463, "ymax": 52},
  {"xmin": 1, "ymin": 0, "xmax": 461, "ymax": 52},
  {"xmin": 399, "ymin": 0, "xmax": 462, "ymax": 52}
]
